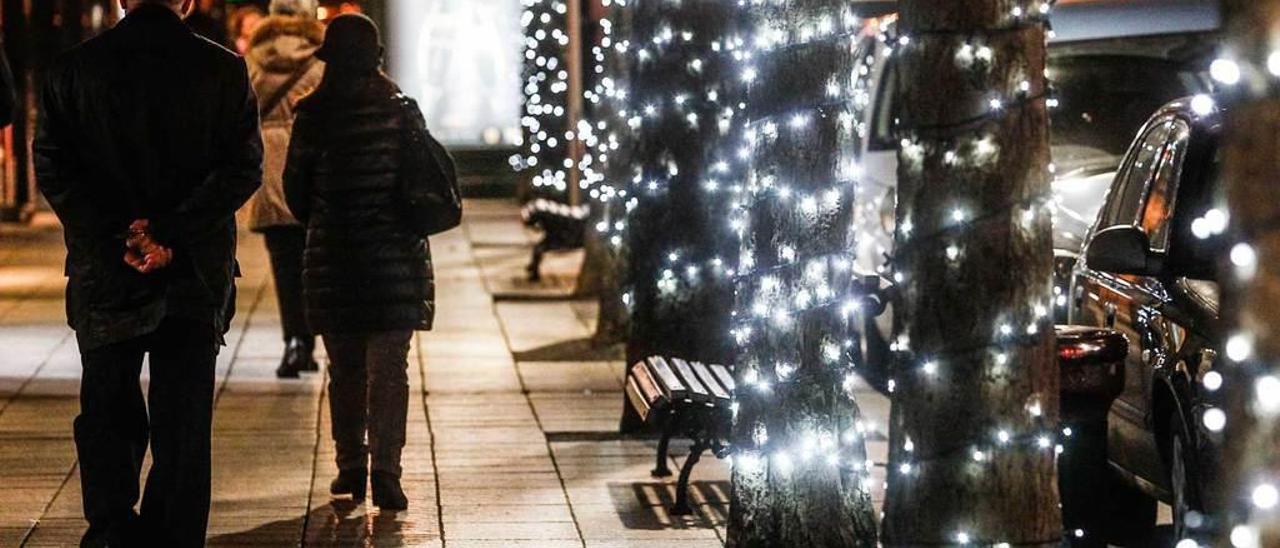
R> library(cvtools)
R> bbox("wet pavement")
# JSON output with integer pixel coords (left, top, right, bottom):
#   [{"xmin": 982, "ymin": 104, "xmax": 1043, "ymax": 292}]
[{"xmin": 0, "ymin": 200, "xmax": 891, "ymax": 547}]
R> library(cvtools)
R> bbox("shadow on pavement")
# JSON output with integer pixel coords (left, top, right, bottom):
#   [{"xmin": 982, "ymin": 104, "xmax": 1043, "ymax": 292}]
[
  {"xmin": 512, "ymin": 337, "xmax": 624, "ymax": 362},
  {"xmin": 207, "ymin": 500, "xmax": 413, "ymax": 547},
  {"xmin": 608, "ymin": 481, "xmax": 729, "ymax": 530}
]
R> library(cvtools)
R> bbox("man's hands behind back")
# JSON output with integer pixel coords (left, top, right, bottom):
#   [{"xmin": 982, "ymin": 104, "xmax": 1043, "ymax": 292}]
[{"xmin": 123, "ymin": 219, "xmax": 173, "ymax": 274}]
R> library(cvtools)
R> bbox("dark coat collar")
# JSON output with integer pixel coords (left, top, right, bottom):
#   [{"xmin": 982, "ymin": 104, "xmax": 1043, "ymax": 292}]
[{"xmin": 119, "ymin": 3, "xmax": 186, "ymax": 30}]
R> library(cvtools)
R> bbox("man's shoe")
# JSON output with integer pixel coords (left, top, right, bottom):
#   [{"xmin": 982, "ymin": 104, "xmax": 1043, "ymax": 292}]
[
  {"xmin": 371, "ymin": 471, "xmax": 408, "ymax": 510},
  {"xmin": 330, "ymin": 469, "xmax": 367, "ymax": 501},
  {"xmin": 276, "ymin": 337, "xmax": 313, "ymax": 378}
]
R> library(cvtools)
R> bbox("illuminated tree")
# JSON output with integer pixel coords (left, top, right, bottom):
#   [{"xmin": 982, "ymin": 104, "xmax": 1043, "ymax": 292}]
[
  {"xmin": 725, "ymin": 3, "xmax": 879, "ymax": 546},
  {"xmin": 880, "ymin": 1, "xmax": 1061, "ymax": 546},
  {"xmin": 514, "ymin": 0, "xmax": 575, "ymax": 198},
  {"xmin": 620, "ymin": 0, "xmax": 744, "ymax": 370},
  {"xmin": 578, "ymin": 0, "xmax": 633, "ymax": 345},
  {"xmin": 1215, "ymin": 1, "xmax": 1280, "ymax": 546}
]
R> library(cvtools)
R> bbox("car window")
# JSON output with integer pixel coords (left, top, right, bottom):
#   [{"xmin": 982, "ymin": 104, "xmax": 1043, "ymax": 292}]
[
  {"xmin": 1141, "ymin": 119, "xmax": 1190, "ymax": 252},
  {"xmin": 1099, "ymin": 118, "xmax": 1174, "ymax": 229},
  {"xmin": 870, "ymin": 55, "xmax": 897, "ymax": 151},
  {"xmin": 1048, "ymin": 55, "xmax": 1206, "ymax": 166}
]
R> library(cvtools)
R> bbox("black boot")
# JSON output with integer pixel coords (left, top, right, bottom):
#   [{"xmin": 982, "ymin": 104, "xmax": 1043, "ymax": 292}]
[
  {"xmin": 329, "ymin": 469, "xmax": 367, "ymax": 501},
  {"xmin": 371, "ymin": 471, "xmax": 408, "ymax": 510},
  {"xmin": 275, "ymin": 337, "xmax": 314, "ymax": 378}
]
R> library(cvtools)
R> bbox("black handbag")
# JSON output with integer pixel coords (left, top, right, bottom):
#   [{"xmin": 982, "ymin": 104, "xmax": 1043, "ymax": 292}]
[{"xmin": 395, "ymin": 94, "xmax": 462, "ymax": 236}]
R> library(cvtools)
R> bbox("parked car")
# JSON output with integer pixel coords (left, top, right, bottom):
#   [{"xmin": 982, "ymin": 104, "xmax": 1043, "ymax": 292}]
[
  {"xmin": 852, "ymin": 0, "xmax": 1220, "ymax": 386},
  {"xmin": 1068, "ymin": 96, "xmax": 1226, "ymax": 544}
]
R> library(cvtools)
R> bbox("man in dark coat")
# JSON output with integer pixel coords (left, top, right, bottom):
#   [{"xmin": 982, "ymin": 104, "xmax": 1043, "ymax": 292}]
[{"xmin": 33, "ymin": 0, "xmax": 262, "ymax": 545}]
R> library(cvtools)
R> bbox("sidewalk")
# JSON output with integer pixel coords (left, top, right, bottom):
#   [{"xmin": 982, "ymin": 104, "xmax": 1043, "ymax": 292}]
[{"xmin": 0, "ymin": 200, "xmax": 889, "ymax": 547}]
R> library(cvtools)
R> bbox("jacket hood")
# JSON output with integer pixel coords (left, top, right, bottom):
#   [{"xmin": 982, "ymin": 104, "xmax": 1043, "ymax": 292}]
[{"xmin": 247, "ymin": 16, "xmax": 324, "ymax": 73}]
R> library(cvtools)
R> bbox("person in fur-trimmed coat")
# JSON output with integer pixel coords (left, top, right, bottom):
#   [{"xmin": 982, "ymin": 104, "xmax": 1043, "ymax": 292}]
[{"xmin": 245, "ymin": 0, "xmax": 325, "ymax": 378}]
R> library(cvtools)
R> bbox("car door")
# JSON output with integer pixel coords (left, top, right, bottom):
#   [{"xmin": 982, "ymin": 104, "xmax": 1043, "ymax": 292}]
[{"xmin": 1075, "ymin": 114, "xmax": 1191, "ymax": 487}]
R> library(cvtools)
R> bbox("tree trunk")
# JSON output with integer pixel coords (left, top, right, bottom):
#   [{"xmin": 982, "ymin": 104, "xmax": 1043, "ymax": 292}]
[
  {"xmin": 726, "ymin": 3, "xmax": 879, "ymax": 546},
  {"xmin": 621, "ymin": 0, "xmax": 741, "ymax": 369},
  {"xmin": 881, "ymin": 1, "xmax": 1060, "ymax": 545},
  {"xmin": 517, "ymin": 0, "xmax": 573, "ymax": 200},
  {"xmin": 572, "ymin": 0, "xmax": 614, "ymax": 301},
  {"xmin": 1218, "ymin": 2, "xmax": 1280, "ymax": 546},
  {"xmin": 580, "ymin": 0, "xmax": 631, "ymax": 346}
]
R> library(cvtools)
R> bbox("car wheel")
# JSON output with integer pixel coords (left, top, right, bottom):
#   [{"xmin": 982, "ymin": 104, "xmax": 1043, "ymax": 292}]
[
  {"xmin": 1170, "ymin": 413, "xmax": 1206, "ymax": 542},
  {"xmin": 1099, "ymin": 467, "xmax": 1158, "ymax": 545}
]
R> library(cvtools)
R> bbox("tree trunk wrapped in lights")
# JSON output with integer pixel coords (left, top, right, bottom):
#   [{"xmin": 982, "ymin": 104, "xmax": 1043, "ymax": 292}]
[
  {"xmin": 726, "ymin": 3, "xmax": 878, "ymax": 546},
  {"xmin": 579, "ymin": 0, "xmax": 633, "ymax": 345},
  {"xmin": 514, "ymin": 0, "xmax": 574, "ymax": 198},
  {"xmin": 1217, "ymin": 2, "xmax": 1280, "ymax": 546},
  {"xmin": 881, "ymin": 1, "xmax": 1060, "ymax": 546},
  {"xmin": 621, "ymin": 0, "xmax": 743, "ymax": 371}
]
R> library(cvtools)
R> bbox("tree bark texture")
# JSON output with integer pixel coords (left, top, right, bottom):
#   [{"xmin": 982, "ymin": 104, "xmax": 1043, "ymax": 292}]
[
  {"xmin": 882, "ymin": 1, "xmax": 1060, "ymax": 546},
  {"xmin": 622, "ymin": 0, "xmax": 742, "ymax": 368},
  {"xmin": 518, "ymin": 0, "xmax": 574, "ymax": 200},
  {"xmin": 579, "ymin": 0, "xmax": 633, "ymax": 345},
  {"xmin": 727, "ymin": 3, "xmax": 878, "ymax": 546},
  {"xmin": 1219, "ymin": 2, "xmax": 1280, "ymax": 546}
]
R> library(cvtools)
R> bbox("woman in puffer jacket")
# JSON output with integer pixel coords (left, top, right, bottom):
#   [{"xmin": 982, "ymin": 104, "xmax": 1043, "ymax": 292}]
[
  {"xmin": 283, "ymin": 14, "xmax": 435, "ymax": 511},
  {"xmin": 244, "ymin": 0, "xmax": 325, "ymax": 378}
]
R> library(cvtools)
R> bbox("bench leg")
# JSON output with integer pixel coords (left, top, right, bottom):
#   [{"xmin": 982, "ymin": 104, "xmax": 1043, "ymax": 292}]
[
  {"xmin": 652, "ymin": 414, "xmax": 676, "ymax": 478},
  {"xmin": 527, "ymin": 240, "xmax": 547, "ymax": 282},
  {"xmin": 671, "ymin": 440, "xmax": 708, "ymax": 516}
]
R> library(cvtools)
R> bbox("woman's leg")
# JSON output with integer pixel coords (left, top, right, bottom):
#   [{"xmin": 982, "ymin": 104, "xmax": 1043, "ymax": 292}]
[
  {"xmin": 323, "ymin": 333, "xmax": 369, "ymax": 475},
  {"xmin": 263, "ymin": 227, "xmax": 311, "ymax": 342},
  {"xmin": 265, "ymin": 226, "xmax": 316, "ymax": 377},
  {"xmin": 365, "ymin": 330, "xmax": 413, "ymax": 478}
]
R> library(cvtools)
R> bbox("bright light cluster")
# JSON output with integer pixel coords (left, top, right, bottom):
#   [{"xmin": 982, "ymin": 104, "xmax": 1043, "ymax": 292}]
[
  {"xmin": 512, "ymin": 0, "xmax": 575, "ymax": 194},
  {"xmin": 728, "ymin": 0, "xmax": 882, "ymax": 500}
]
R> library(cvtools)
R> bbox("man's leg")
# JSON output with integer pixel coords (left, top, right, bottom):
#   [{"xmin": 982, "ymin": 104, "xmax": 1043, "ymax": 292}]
[
  {"xmin": 324, "ymin": 333, "xmax": 370, "ymax": 474},
  {"xmin": 139, "ymin": 318, "xmax": 218, "ymax": 547},
  {"xmin": 75, "ymin": 337, "xmax": 148, "ymax": 547},
  {"xmin": 366, "ymin": 331, "xmax": 412, "ymax": 478}
]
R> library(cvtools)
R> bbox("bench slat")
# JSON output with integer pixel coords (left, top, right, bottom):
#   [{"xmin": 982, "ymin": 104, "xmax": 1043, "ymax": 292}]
[
  {"xmin": 691, "ymin": 361, "xmax": 731, "ymax": 403},
  {"xmin": 647, "ymin": 356, "xmax": 688, "ymax": 401},
  {"xmin": 710, "ymin": 364, "xmax": 736, "ymax": 393},
  {"xmin": 625, "ymin": 375, "xmax": 655, "ymax": 422},
  {"xmin": 670, "ymin": 358, "xmax": 712, "ymax": 404}
]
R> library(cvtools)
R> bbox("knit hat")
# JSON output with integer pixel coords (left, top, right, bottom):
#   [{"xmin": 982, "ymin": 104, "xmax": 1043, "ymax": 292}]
[
  {"xmin": 314, "ymin": 13, "xmax": 383, "ymax": 71},
  {"xmin": 268, "ymin": 0, "xmax": 319, "ymax": 17}
]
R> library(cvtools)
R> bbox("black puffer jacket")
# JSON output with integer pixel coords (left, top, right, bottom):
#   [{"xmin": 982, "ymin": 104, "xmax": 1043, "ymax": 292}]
[{"xmin": 283, "ymin": 72, "xmax": 433, "ymax": 334}]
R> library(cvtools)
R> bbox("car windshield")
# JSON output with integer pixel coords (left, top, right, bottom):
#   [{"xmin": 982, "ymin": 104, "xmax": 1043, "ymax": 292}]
[{"xmin": 1048, "ymin": 55, "xmax": 1209, "ymax": 176}]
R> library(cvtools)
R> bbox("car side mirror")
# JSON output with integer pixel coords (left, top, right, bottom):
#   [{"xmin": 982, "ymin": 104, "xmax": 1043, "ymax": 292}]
[{"xmin": 1085, "ymin": 226, "xmax": 1163, "ymax": 276}]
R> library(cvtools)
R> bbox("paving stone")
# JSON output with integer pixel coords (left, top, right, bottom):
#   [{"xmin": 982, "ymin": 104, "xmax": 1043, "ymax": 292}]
[
  {"xmin": 441, "ymin": 503, "xmax": 575, "ymax": 523},
  {"xmin": 2, "ymin": 202, "xmax": 777, "ymax": 546},
  {"xmin": 445, "ymin": 519, "xmax": 581, "ymax": 540}
]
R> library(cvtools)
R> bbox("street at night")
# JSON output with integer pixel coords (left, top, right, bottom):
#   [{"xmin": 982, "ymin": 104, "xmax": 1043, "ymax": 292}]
[{"xmin": 3, "ymin": 0, "xmax": 1279, "ymax": 547}]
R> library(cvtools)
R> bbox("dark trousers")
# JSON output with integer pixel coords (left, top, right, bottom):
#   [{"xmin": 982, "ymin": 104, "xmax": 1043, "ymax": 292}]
[
  {"xmin": 324, "ymin": 331, "xmax": 412, "ymax": 477},
  {"xmin": 75, "ymin": 317, "xmax": 218, "ymax": 548},
  {"xmin": 262, "ymin": 226, "xmax": 311, "ymax": 341}
]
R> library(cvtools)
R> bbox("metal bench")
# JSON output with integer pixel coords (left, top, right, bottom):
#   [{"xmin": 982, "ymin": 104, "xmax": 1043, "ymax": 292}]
[
  {"xmin": 625, "ymin": 355, "xmax": 734, "ymax": 515},
  {"xmin": 520, "ymin": 198, "xmax": 590, "ymax": 281}
]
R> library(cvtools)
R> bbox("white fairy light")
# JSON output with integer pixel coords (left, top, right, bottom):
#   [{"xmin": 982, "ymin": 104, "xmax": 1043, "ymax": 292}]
[
  {"xmin": 1255, "ymin": 376, "xmax": 1280, "ymax": 414},
  {"xmin": 1203, "ymin": 407, "xmax": 1227, "ymax": 432},
  {"xmin": 1232, "ymin": 525, "xmax": 1261, "ymax": 548},
  {"xmin": 1210, "ymin": 58, "xmax": 1242, "ymax": 85},
  {"xmin": 1190, "ymin": 94, "xmax": 1216, "ymax": 117},
  {"xmin": 1203, "ymin": 370, "xmax": 1223, "ymax": 391},
  {"xmin": 1252, "ymin": 483, "xmax": 1279, "ymax": 510},
  {"xmin": 1227, "ymin": 333, "xmax": 1255, "ymax": 362}
]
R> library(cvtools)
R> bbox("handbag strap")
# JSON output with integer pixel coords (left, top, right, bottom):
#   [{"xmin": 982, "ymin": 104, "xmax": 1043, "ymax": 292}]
[{"xmin": 259, "ymin": 58, "xmax": 316, "ymax": 119}]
